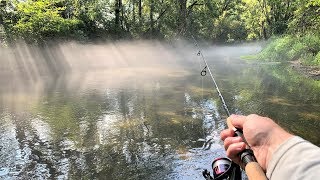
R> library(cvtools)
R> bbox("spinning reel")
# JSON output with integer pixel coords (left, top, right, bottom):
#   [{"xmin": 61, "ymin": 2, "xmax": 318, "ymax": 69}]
[{"xmin": 203, "ymin": 157, "xmax": 242, "ymax": 180}]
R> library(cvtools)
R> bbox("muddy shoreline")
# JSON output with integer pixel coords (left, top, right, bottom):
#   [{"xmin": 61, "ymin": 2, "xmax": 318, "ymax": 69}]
[{"xmin": 290, "ymin": 60, "xmax": 320, "ymax": 80}]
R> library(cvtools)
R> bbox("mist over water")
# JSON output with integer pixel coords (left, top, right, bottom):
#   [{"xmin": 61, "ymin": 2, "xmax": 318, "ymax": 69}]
[
  {"xmin": 0, "ymin": 41, "xmax": 187, "ymax": 89},
  {"xmin": 0, "ymin": 40, "xmax": 261, "ymax": 109},
  {"xmin": 0, "ymin": 41, "xmax": 192, "ymax": 111},
  {"xmin": 0, "ymin": 40, "xmax": 318, "ymax": 179},
  {"xmin": 0, "ymin": 40, "xmax": 217, "ymax": 179}
]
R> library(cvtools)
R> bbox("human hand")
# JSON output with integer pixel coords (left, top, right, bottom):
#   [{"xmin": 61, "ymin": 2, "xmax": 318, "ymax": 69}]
[{"xmin": 220, "ymin": 114, "xmax": 293, "ymax": 171}]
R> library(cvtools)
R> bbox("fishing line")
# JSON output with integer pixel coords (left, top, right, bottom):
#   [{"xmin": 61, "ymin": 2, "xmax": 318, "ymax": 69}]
[
  {"xmin": 195, "ymin": 45, "xmax": 207, "ymax": 139},
  {"xmin": 177, "ymin": 19, "xmax": 264, "ymax": 180},
  {"xmin": 196, "ymin": 50, "xmax": 204, "ymax": 103},
  {"xmin": 190, "ymin": 35, "xmax": 231, "ymax": 117},
  {"xmin": 191, "ymin": 35, "xmax": 230, "ymax": 150},
  {"xmin": 190, "ymin": 35, "xmax": 253, "ymax": 149},
  {"xmin": 190, "ymin": 36, "xmax": 261, "ymax": 180}
]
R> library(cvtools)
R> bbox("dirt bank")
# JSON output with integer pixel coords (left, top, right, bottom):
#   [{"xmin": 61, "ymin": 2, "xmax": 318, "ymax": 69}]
[{"xmin": 290, "ymin": 60, "xmax": 320, "ymax": 80}]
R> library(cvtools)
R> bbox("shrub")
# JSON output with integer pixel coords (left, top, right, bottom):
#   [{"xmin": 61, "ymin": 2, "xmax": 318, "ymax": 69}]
[
  {"xmin": 301, "ymin": 53, "xmax": 315, "ymax": 65},
  {"xmin": 313, "ymin": 52, "xmax": 320, "ymax": 65},
  {"xmin": 258, "ymin": 36, "xmax": 295, "ymax": 61},
  {"xmin": 287, "ymin": 42, "xmax": 306, "ymax": 60},
  {"xmin": 257, "ymin": 34, "xmax": 320, "ymax": 65},
  {"xmin": 301, "ymin": 33, "xmax": 320, "ymax": 55},
  {"xmin": 12, "ymin": 0, "xmax": 83, "ymax": 43}
]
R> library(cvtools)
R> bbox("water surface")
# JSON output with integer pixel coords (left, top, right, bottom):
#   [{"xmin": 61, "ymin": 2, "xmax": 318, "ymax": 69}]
[{"xmin": 0, "ymin": 41, "xmax": 319, "ymax": 179}]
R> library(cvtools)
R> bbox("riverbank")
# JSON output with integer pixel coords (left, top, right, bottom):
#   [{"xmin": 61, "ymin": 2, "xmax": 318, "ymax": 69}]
[
  {"xmin": 242, "ymin": 34, "xmax": 320, "ymax": 80},
  {"xmin": 290, "ymin": 60, "xmax": 320, "ymax": 80}
]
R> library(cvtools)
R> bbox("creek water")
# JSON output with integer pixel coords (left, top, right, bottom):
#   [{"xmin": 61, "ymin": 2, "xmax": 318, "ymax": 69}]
[{"xmin": 0, "ymin": 41, "xmax": 319, "ymax": 179}]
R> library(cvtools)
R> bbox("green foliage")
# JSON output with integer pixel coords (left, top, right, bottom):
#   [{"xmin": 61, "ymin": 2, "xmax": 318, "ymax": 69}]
[
  {"xmin": 257, "ymin": 34, "xmax": 320, "ymax": 65},
  {"xmin": 258, "ymin": 36, "xmax": 294, "ymax": 61},
  {"xmin": 314, "ymin": 52, "xmax": 320, "ymax": 64},
  {"xmin": 0, "ymin": 0, "xmax": 319, "ymax": 43},
  {"xmin": 213, "ymin": 11, "xmax": 247, "ymax": 42},
  {"xmin": 302, "ymin": 33, "xmax": 320, "ymax": 52},
  {"xmin": 301, "ymin": 53, "xmax": 315, "ymax": 65},
  {"xmin": 288, "ymin": 0, "xmax": 320, "ymax": 35},
  {"xmin": 12, "ymin": 0, "xmax": 82, "ymax": 42},
  {"xmin": 241, "ymin": 0, "xmax": 267, "ymax": 40}
]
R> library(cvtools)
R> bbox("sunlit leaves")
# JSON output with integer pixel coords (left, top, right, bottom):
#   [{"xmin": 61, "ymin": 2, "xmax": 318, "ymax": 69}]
[
  {"xmin": 240, "ymin": 0, "xmax": 267, "ymax": 39},
  {"xmin": 288, "ymin": 0, "xmax": 320, "ymax": 35},
  {"xmin": 257, "ymin": 34, "xmax": 320, "ymax": 65},
  {"xmin": 1, "ymin": 0, "xmax": 319, "ymax": 42},
  {"xmin": 309, "ymin": 0, "xmax": 320, "ymax": 6},
  {"xmin": 12, "ymin": 0, "xmax": 81, "ymax": 42}
]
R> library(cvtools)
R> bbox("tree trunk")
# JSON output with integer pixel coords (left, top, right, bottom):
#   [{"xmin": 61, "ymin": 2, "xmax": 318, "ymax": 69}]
[
  {"xmin": 115, "ymin": 0, "xmax": 122, "ymax": 29},
  {"xmin": 0, "ymin": 2, "xmax": 12, "ymax": 44},
  {"xmin": 132, "ymin": 0, "xmax": 136, "ymax": 23},
  {"xmin": 150, "ymin": 0, "xmax": 154, "ymax": 36},
  {"xmin": 261, "ymin": 20, "xmax": 267, "ymax": 39},
  {"xmin": 139, "ymin": 0, "xmax": 142, "ymax": 24},
  {"xmin": 178, "ymin": 0, "xmax": 187, "ymax": 36},
  {"xmin": 157, "ymin": 0, "xmax": 165, "ymax": 36}
]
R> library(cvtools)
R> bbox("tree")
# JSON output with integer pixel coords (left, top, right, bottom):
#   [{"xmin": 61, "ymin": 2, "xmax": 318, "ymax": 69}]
[
  {"xmin": 149, "ymin": 0, "xmax": 154, "ymax": 36},
  {"xmin": 2, "ymin": 0, "xmax": 318, "ymax": 43},
  {"xmin": 177, "ymin": 0, "xmax": 187, "ymax": 36},
  {"xmin": 115, "ymin": 0, "xmax": 122, "ymax": 30},
  {"xmin": 241, "ymin": 0, "xmax": 267, "ymax": 39},
  {"xmin": 0, "ymin": 0, "xmax": 16, "ymax": 45},
  {"xmin": 288, "ymin": 0, "xmax": 320, "ymax": 34},
  {"xmin": 12, "ymin": 0, "xmax": 81, "ymax": 42}
]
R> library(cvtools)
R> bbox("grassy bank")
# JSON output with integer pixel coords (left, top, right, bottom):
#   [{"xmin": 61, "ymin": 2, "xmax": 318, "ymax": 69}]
[{"xmin": 244, "ymin": 34, "xmax": 320, "ymax": 66}]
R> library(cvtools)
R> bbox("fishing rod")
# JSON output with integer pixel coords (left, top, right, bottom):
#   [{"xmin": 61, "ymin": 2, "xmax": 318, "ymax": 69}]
[
  {"xmin": 192, "ymin": 35, "xmax": 231, "ymax": 117},
  {"xmin": 191, "ymin": 36, "xmax": 249, "ymax": 144},
  {"xmin": 190, "ymin": 36, "xmax": 267, "ymax": 180}
]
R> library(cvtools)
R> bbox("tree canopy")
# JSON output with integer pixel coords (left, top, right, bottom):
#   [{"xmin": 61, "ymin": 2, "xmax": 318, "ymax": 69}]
[{"xmin": 0, "ymin": 0, "xmax": 319, "ymax": 43}]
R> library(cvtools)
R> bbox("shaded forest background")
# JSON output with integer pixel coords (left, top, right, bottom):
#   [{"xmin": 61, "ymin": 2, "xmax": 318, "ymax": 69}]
[{"xmin": 0, "ymin": 0, "xmax": 319, "ymax": 44}]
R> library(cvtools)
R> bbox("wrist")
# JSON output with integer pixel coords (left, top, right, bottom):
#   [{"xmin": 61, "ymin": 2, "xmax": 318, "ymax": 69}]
[{"xmin": 266, "ymin": 128, "xmax": 293, "ymax": 169}]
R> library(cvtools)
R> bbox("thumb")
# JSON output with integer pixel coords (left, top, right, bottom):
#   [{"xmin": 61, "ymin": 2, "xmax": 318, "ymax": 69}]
[{"xmin": 228, "ymin": 114, "xmax": 246, "ymax": 129}]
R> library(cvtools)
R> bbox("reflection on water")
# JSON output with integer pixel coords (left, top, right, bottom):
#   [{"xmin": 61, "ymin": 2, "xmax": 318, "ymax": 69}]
[{"xmin": 0, "ymin": 41, "xmax": 319, "ymax": 179}]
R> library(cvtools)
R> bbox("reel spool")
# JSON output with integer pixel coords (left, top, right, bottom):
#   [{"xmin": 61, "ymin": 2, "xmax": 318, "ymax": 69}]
[
  {"xmin": 203, "ymin": 157, "xmax": 242, "ymax": 180},
  {"xmin": 212, "ymin": 158, "xmax": 232, "ymax": 178}
]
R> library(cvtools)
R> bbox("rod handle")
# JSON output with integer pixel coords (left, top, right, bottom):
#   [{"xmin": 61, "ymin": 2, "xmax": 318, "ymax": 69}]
[{"xmin": 245, "ymin": 162, "xmax": 268, "ymax": 180}]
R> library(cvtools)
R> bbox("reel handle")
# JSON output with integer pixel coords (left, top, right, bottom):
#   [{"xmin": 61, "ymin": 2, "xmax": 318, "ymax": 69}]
[{"xmin": 226, "ymin": 117, "xmax": 267, "ymax": 180}]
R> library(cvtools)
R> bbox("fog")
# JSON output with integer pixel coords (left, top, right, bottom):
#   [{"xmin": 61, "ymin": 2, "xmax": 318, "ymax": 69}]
[
  {"xmin": 0, "ymin": 40, "xmax": 261, "ymax": 111},
  {"xmin": 1, "ymin": 41, "xmax": 192, "ymax": 89}
]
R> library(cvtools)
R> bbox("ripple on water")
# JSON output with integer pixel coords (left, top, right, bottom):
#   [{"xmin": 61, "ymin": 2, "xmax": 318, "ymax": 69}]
[{"xmin": 0, "ymin": 168, "xmax": 9, "ymax": 176}]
